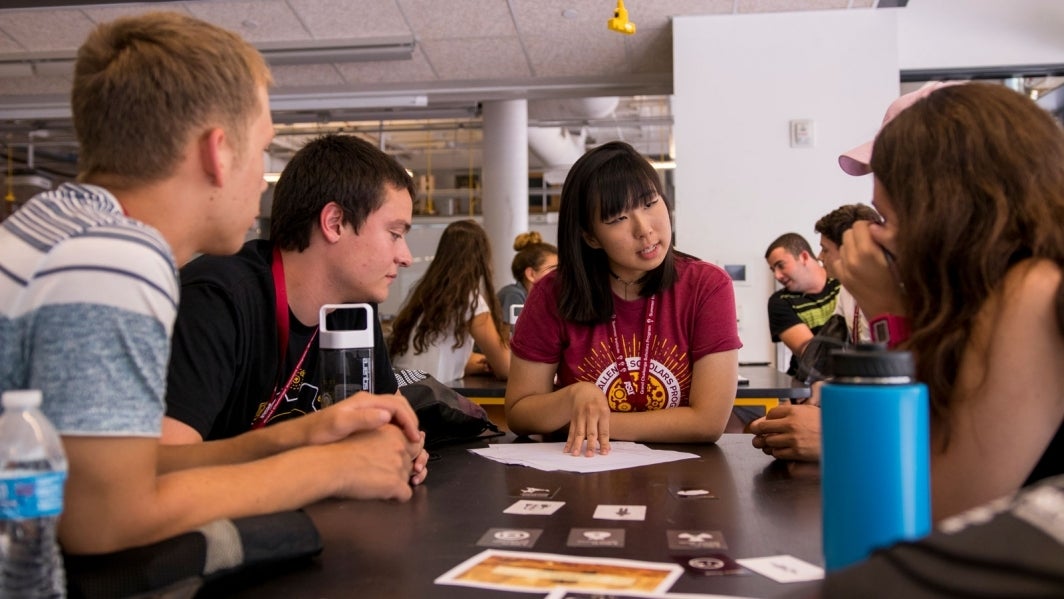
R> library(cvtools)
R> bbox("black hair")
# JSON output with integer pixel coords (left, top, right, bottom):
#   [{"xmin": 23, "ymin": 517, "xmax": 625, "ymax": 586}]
[{"xmin": 556, "ymin": 141, "xmax": 677, "ymax": 324}]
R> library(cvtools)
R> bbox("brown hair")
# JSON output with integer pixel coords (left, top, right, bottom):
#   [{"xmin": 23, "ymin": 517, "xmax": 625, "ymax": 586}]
[
  {"xmin": 814, "ymin": 203, "xmax": 880, "ymax": 246},
  {"xmin": 870, "ymin": 83, "xmax": 1064, "ymax": 432},
  {"xmin": 764, "ymin": 232, "xmax": 813, "ymax": 260},
  {"xmin": 271, "ymin": 134, "xmax": 415, "ymax": 252},
  {"xmin": 72, "ymin": 11, "xmax": 271, "ymax": 187},
  {"xmin": 389, "ymin": 220, "xmax": 505, "ymax": 356},
  {"xmin": 510, "ymin": 231, "xmax": 558, "ymax": 284}
]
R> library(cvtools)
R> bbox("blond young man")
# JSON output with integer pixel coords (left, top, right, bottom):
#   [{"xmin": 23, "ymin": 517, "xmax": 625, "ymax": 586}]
[{"xmin": 0, "ymin": 12, "xmax": 425, "ymax": 555}]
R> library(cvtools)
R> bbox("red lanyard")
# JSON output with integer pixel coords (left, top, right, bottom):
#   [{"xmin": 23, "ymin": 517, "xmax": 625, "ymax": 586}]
[
  {"xmin": 607, "ymin": 294, "xmax": 658, "ymax": 406},
  {"xmin": 851, "ymin": 304, "xmax": 861, "ymax": 346},
  {"xmin": 251, "ymin": 246, "xmax": 318, "ymax": 429}
]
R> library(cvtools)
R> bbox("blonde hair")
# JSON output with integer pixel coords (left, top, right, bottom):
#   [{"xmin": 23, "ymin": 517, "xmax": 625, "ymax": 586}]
[{"xmin": 72, "ymin": 11, "xmax": 272, "ymax": 187}]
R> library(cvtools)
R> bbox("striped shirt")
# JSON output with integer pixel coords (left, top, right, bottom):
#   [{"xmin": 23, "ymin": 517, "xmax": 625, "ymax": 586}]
[{"xmin": 0, "ymin": 183, "xmax": 177, "ymax": 436}]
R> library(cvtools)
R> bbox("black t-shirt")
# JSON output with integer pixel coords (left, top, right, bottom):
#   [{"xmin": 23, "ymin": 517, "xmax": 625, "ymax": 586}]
[
  {"xmin": 767, "ymin": 278, "xmax": 841, "ymax": 377},
  {"xmin": 165, "ymin": 239, "xmax": 397, "ymax": 440}
]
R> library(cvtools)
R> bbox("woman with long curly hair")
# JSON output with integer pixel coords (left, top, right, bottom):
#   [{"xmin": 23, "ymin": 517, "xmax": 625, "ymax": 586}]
[
  {"xmin": 389, "ymin": 219, "xmax": 510, "ymax": 381},
  {"xmin": 505, "ymin": 141, "xmax": 741, "ymax": 456},
  {"xmin": 832, "ymin": 82, "xmax": 1064, "ymax": 520}
]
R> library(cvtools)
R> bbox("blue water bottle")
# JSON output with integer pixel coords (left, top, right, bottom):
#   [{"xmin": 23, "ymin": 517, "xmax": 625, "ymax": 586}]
[{"xmin": 820, "ymin": 344, "xmax": 930, "ymax": 571}]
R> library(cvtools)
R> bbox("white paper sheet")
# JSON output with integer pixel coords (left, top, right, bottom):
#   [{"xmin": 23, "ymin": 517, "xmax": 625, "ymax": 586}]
[{"xmin": 468, "ymin": 441, "xmax": 699, "ymax": 473}]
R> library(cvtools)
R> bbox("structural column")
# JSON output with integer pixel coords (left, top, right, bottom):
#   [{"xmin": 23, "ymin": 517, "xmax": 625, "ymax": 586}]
[{"xmin": 481, "ymin": 99, "xmax": 529, "ymax": 293}]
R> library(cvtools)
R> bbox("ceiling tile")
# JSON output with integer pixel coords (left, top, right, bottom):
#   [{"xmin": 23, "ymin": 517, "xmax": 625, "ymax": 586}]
[
  {"xmin": 398, "ymin": 0, "xmax": 517, "ymax": 40},
  {"xmin": 336, "ymin": 46, "xmax": 438, "ymax": 84},
  {"xmin": 184, "ymin": 0, "xmax": 308, "ymax": 42},
  {"xmin": 627, "ymin": 0, "xmax": 736, "ymax": 29},
  {"xmin": 738, "ymin": 0, "xmax": 852, "ymax": 14},
  {"xmin": 509, "ymin": 0, "xmax": 610, "ymax": 37},
  {"xmin": 524, "ymin": 34, "xmax": 628, "ymax": 78},
  {"xmin": 80, "ymin": 4, "xmax": 195, "ymax": 25},
  {"xmin": 627, "ymin": 26, "xmax": 672, "ymax": 75},
  {"xmin": 287, "ymin": 0, "xmax": 411, "ymax": 39},
  {"xmin": 0, "ymin": 75, "xmax": 70, "ymax": 96},
  {"xmin": 0, "ymin": 27, "xmax": 22, "ymax": 53},
  {"xmin": 269, "ymin": 63, "xmax": 345, "ymax": 87},
  {"xmin": 420, "ymin": 38, "xmax": 531, "ymax": 80},
  {"xmin": 0, "ymin": 9, "xmax": 94, "ymax": 52}
]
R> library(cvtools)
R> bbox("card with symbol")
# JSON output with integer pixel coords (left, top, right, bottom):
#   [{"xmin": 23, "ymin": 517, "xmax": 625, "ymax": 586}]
[
  {"xmin": 507, "ymin": 483, "xmax": 559, "ymax": 499},
  {"xmin": 667, "ymin": 529, "xmax": 727, "ymax": 551},
  {"xmin": 668, "ymin": 484, "xmax": 718, "ymax": 500},
  {"xmin": 567, "ymin": 528, "xmax": 625, "ymax": 548},
  {"xmin": 672, "ymin": 552, "xmax": 746, "ymax": 577},
  {"xmin": 476, "ymin": 527, "xmax": 542, "ymax": 548},
  {"xmin": 503, "ymin": 499, "xmax": 565, "ymax": 515},
  {"xmin": 736, "ymin": 554, "xmax": 824, "ymax": 583},
  {"xmin": 592, "ymin": 504, "xmax": 646, "ymax": 521}
]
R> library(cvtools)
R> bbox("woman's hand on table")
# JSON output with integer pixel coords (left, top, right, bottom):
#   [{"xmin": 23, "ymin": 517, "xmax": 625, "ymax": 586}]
[{"xmin": 565, "ymin": 382, "xmax": 612, "ymax": 457}]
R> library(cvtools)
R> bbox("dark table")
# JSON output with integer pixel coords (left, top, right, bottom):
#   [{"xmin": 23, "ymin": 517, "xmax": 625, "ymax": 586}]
[{"xmin": 216, "ymin": 434, "xmax": 823, "ymax": 598}]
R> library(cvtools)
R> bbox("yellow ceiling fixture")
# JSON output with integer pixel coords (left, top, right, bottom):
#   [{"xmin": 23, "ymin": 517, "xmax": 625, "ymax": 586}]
[{"xmin": 607, "ymin": 0, "xmax": 636, "ymax": 35}]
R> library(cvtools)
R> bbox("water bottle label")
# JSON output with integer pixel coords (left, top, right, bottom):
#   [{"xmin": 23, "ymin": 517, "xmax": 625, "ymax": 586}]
[{"xmin": 0, "ymin": 471, "xmax": 66, "ymax": 520}]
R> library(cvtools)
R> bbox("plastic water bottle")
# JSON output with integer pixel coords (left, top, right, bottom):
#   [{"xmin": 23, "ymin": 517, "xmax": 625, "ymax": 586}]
[
  {"xmin": 0, "ymin": 389, "xmax": 68, "ymax": 598},
  {"xmin": 820, "ymin": 345, "xmax": 931, "ymax": 571},
  {"xmin": 319, "ymin": 303, "xmax": 375, "ymax": 406}
]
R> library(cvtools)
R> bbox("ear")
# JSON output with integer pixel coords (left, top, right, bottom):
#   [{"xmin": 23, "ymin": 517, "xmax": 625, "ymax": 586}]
[
  {"xmin": 582, "ymin": 230, "xmax": 602, "ymax": 249},
  {"xmin": 523, "ymin": 265, "xmax": 536, "ymax": 283},
  {"xmin": 319, "ymin": 201, "xmax": 345, "ymax": 243},
  {"xmin": 198, "ymin": 127, "xmax": 227, "ymax": 188}
]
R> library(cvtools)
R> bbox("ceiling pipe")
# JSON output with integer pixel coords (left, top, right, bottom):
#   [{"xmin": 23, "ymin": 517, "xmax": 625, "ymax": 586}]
[{"xmin": 526, "ymin": 97, "xmax": 619, "ymax": 184}]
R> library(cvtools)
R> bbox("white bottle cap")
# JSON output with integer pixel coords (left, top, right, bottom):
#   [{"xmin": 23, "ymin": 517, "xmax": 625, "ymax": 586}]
[
  {"xmin": 319, "ymin": 303, "xmax": 375, "ymax": 350},
  {"xmin": 2, "ymin": 389, "xmax": 43, "ymax": 409}
]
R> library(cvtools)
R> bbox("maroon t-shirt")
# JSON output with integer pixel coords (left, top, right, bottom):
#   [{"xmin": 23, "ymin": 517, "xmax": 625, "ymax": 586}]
[{"xmin": 511, "ymin": 256, "xmax": 741, "ymax": 411}]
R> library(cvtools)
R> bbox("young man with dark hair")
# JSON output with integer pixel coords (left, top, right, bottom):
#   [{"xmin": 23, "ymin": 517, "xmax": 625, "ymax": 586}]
[
  {"xmin": 764, "ymin": 232, "xmax": 840, "ymax": 377},
  {"xmin": 164, "ymin": 134, "xmax": 420, "ymax": 442}
]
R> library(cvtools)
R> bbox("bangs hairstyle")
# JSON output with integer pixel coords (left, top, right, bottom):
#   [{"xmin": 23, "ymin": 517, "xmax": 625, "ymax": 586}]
[
  {"xmin": 72, "ymin": 11, "xmax": 271, "ymax": 188},
  {"xmin": 870, "ymin": 82, "xmax": 1064, "ymax": 439},
  {"xmin": 270, "ymin": 134, "xmax": 415, "ymax": 251},
  {"xmin": 557, "ymin": 141, "xmax": 676, "ymax": 324}
]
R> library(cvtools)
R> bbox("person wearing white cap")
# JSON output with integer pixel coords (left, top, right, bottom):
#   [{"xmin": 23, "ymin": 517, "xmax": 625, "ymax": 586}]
[{"xmin": 758, "ymin": 81, "xmax": 1064, "ymax": 521}]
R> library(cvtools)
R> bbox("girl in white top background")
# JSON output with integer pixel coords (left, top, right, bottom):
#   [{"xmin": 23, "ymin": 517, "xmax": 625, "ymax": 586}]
[{"xmin": 389, "ymin": 219, "xmax": 510, "ymax": 381}]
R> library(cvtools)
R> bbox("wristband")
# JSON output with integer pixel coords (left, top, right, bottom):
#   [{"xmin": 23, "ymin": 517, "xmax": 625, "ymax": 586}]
[{"xmin": 869, "ymin": 314, "xmax": 911, "ymax": 349}]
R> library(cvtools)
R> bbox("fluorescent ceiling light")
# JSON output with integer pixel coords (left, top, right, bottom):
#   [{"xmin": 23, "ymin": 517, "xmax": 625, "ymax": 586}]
[
  {"xmin": 264, "ymin": 172, "xmax": 282, "ymax": 184},
  {"xmin": 256, "ymin": 36, "xmax": 415, "ymax": 65},
  {"xmin": 269, "ymin": 92, "xmax": 428, "ymax": 112},
  {"xmin": 650, "ymin": 159, "xmax": 676, "ymax": 170},
  {"xmin": 0, "ymin": 35, "xmax": 415, "ymax": 81}
]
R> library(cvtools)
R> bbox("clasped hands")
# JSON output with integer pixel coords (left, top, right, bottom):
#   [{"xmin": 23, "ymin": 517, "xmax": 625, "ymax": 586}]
[{"xmin": 303, "ymin": 392, "xmax": 429, "ymax": 490}]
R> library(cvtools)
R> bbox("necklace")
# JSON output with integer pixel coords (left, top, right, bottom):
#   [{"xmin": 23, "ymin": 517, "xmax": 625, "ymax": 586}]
[{"xmin": 609, "ymin": 270, "xmax": 639, "ymax": 301}]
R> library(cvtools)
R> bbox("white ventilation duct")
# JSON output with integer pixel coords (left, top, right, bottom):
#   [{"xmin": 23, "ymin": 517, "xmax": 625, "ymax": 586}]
[
  {"xmin": 527, "ymin": 97, "xmax": 620, "ymax": 185},
  {"xmin": 527, "ymin": 126, "xmax": 586, "ymax": 185}
]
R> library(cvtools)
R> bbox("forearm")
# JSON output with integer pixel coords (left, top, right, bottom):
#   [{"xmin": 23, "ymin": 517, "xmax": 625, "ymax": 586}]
[
  {"xmin": 63, "ymin": 443, "xmax": 338, "ymax": 554},
  {"xmin": 505, "ymin": 383, "xmax": 588, "ymax": 436},
  {"xmin": 157, "ymin": 417, "xmax": 305, "ymax": 472},
  {"xmin": 610, "ymin": 402, "xmax": 729, "ymax": 443}
]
